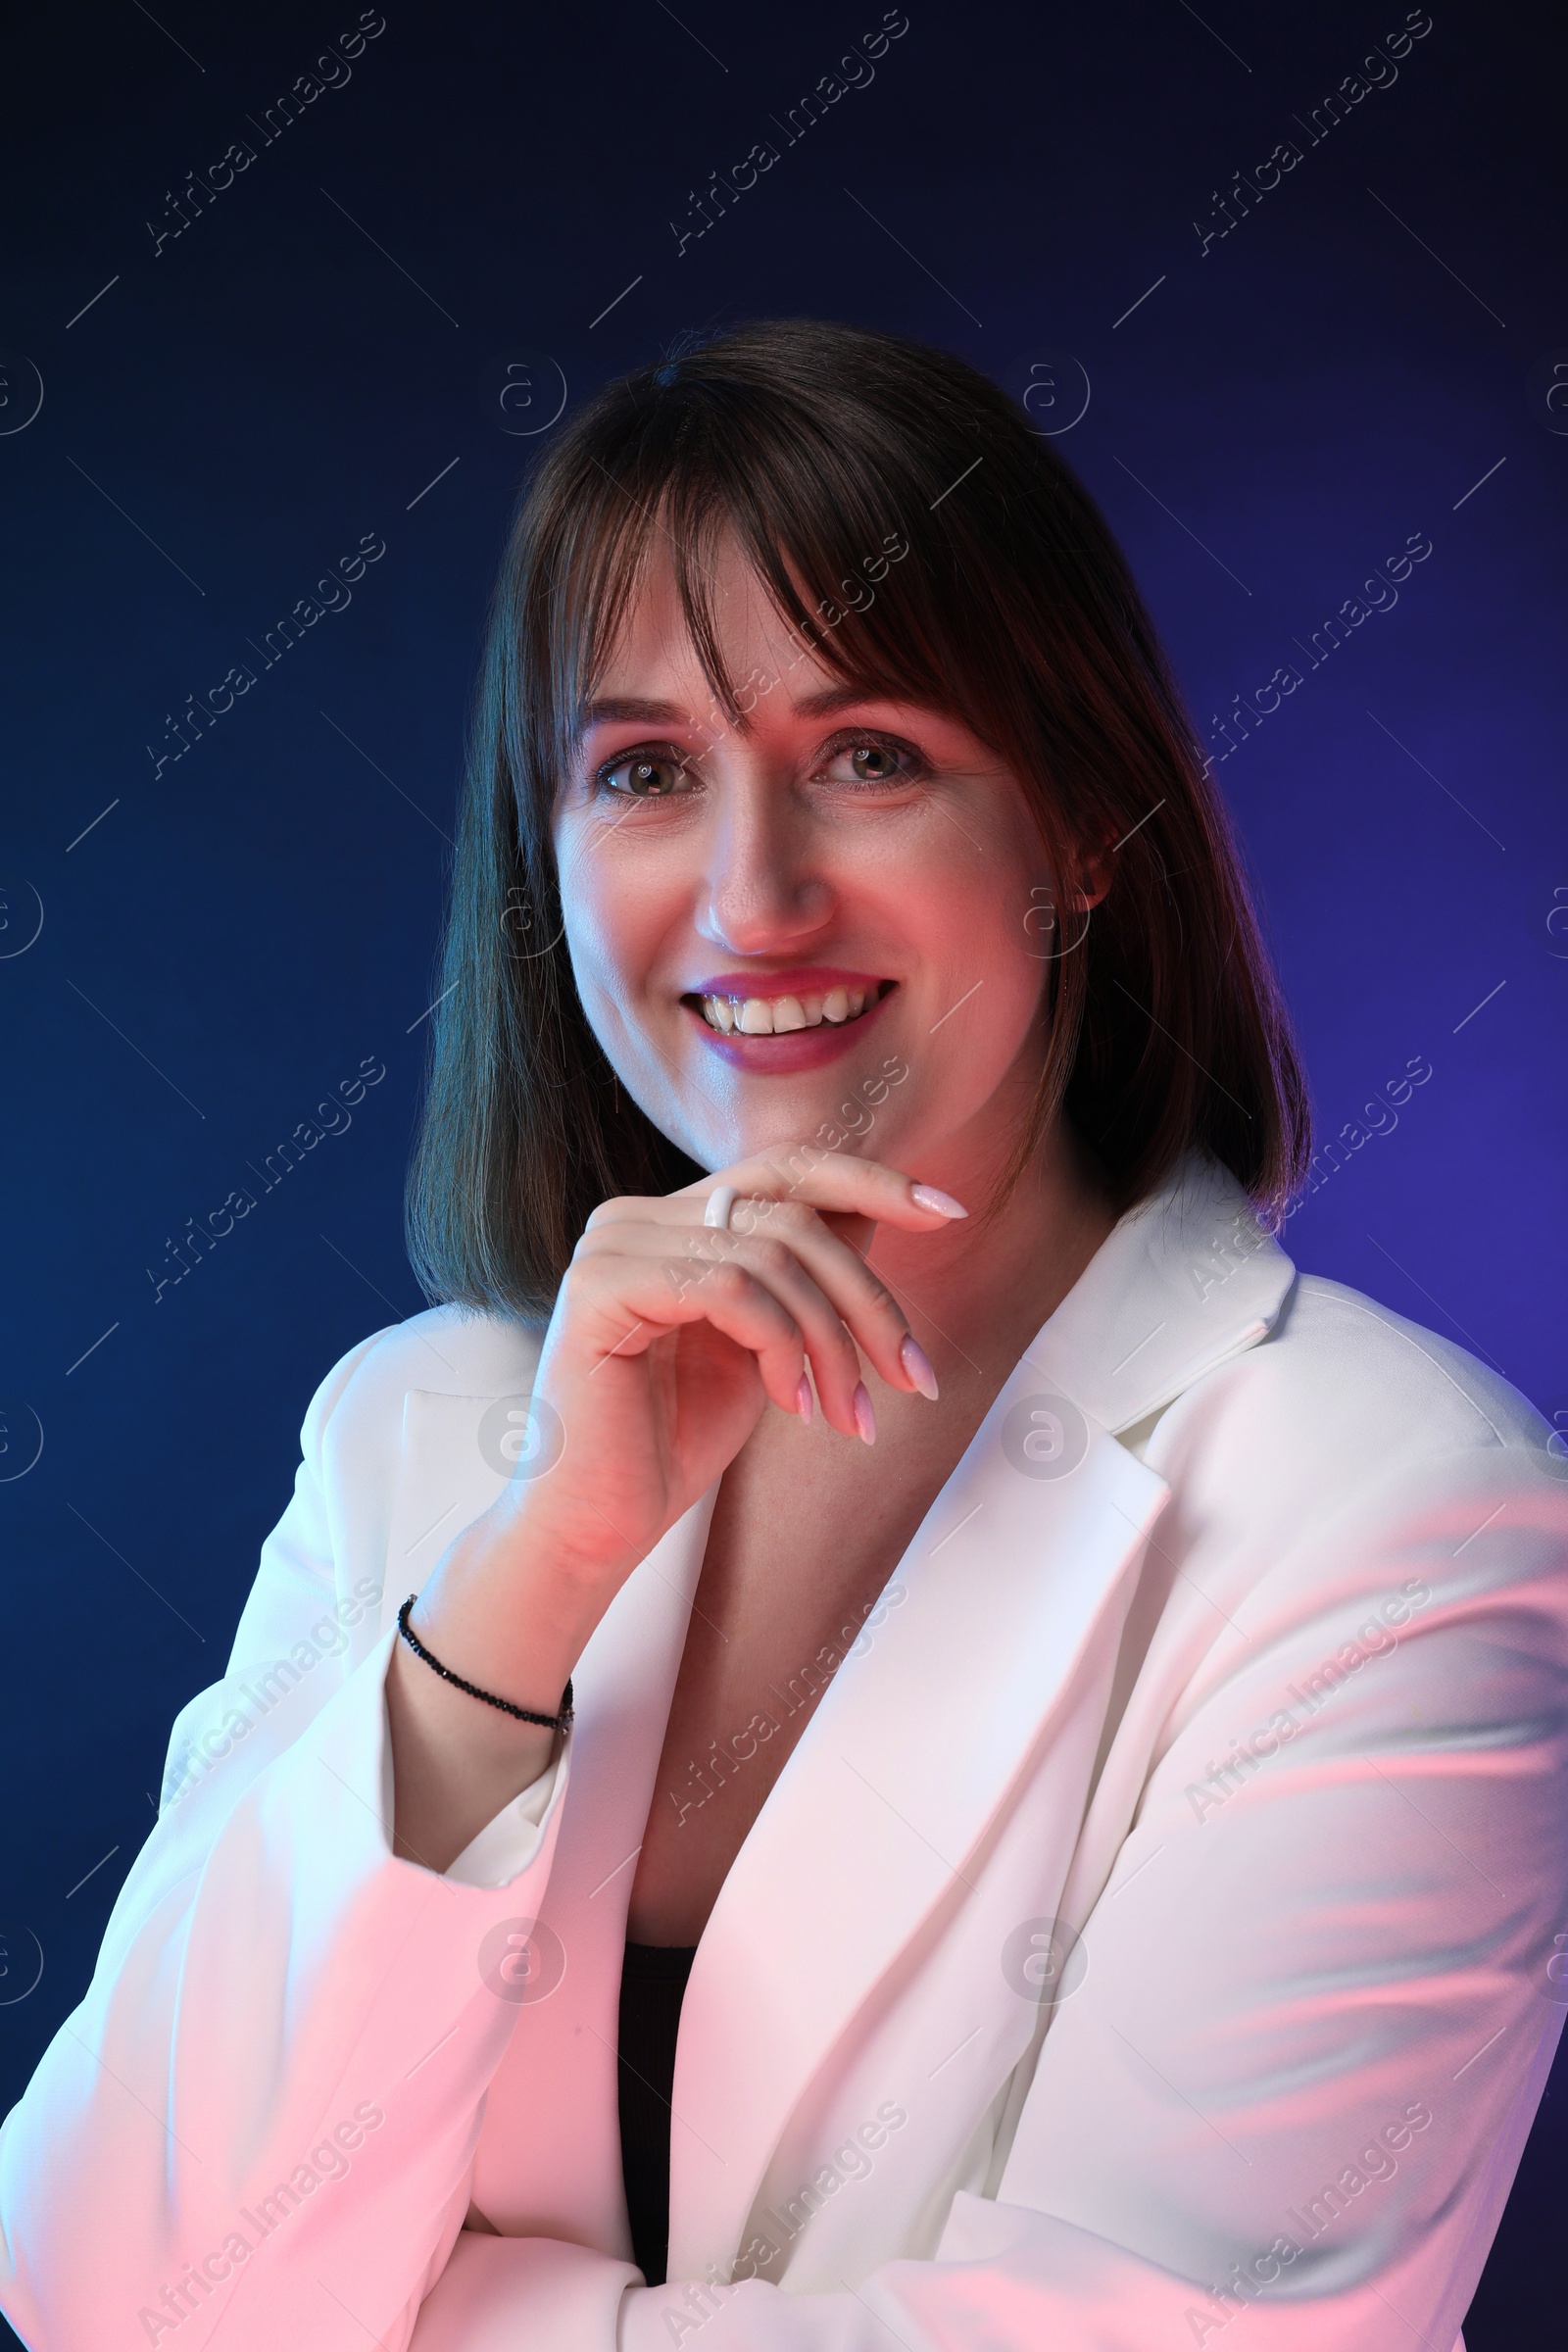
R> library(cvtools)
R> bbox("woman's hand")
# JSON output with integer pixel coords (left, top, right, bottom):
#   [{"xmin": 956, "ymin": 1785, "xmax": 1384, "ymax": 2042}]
[
  {"xmin": 499, "ymin": 1143, "xmax": 962, "ymax": 1593},
  {"xmin": 386, "ymin": 1144, "xmax": 963, "ymax": 1869}
]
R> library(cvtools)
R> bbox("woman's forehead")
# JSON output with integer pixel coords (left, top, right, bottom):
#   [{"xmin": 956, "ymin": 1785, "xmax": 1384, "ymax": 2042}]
[
  {"xmin": 561, "ymin": 508, "xmax": 975, "ymax": 748},
  {"xmin": 591, "ymin": 534, "xmax": 818, "ymax": 686}
]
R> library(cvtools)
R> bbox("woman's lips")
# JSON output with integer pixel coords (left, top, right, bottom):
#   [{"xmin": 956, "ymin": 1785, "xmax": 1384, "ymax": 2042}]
[{"xmin": 682, "ymin": 980, "xmax": 897, "ymax": 1071}]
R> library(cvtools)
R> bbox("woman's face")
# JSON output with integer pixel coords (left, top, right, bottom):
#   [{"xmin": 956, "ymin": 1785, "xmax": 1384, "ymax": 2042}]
[{"xmin": 552, "ymin": 536, "xmax": 1079, "ymax": 1184}]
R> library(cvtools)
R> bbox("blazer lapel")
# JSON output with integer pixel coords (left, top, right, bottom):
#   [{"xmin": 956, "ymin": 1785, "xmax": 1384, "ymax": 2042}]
[
  {"xmin": 668, "ymin": 1379, "xmax": 1172, "ymax": 2272},
  {"xmin": 1026, "ymin": 1148, "xmax": 1297, "ymax": 1431},
  {"xmin": 667, "ymin": 1152, "xmax": 1296, "ymax": 2276}
]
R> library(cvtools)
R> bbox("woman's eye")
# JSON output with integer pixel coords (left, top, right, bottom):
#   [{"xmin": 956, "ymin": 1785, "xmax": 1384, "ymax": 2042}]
[
  {"xmin": 820, "ymin": 740, "xmax": 922, "ymax": 787},
  {"xmin": 596, "ymin": 750, "xmax": 691, "ymax": 799}
]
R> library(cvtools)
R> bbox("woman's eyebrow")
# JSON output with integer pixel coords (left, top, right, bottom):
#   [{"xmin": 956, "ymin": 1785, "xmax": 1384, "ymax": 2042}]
[
  {"xmin": 792, "ymin": 685, "xmax": 879, "ymax": 716},
  {"xmin": 576, "ymin": 696, "xmax": 695, "ymax": 730},
  {"xmin": 574, "ymin": 685, "xmax": 923, "ymax": 738},
  {"xmin": 793, "ymin": 684, "xmax": 930, "ymax": 718}
]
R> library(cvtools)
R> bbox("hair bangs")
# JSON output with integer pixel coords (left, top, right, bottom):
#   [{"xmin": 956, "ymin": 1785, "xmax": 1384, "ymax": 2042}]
[{"xmin": 523, "ymin": 356, "xmax": 1014, "ymax": 779}]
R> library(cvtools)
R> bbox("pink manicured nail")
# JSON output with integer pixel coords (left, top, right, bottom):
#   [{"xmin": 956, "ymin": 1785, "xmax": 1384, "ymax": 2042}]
[
  {"xmin": 900, "ymin": 1334, "xmax": 940, "ymax": 1400},
  {"xmin": 852, "ymin": 1381, "xmax": 877, "ymax": 1446},
  {"xmin": 795, "ymin": 1373, "xmax": 814, "ymax": 1424},
  {"xmin": 909, "ymin": 1183, "xmax": 968, "ymax": 1218}
]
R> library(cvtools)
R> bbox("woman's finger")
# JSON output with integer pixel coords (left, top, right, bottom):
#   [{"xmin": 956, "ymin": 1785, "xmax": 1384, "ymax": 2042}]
[
  {"xmin": 690, "ymin": 1199, "xmax": 921, "ymax": 1402},
  {"xmin": 560, "ymin": 1249, "xmax": 809, "ymax": 1422},
  {"xmin": 669, "ymin": 1142, "xmax": 968, "ymax": 1234},
  {"xmin": 576, "ymin": 1218, "xmax": 892, "ymax": 1431}
]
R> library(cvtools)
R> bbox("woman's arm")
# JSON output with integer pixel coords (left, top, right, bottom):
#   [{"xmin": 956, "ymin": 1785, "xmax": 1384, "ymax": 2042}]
[
  {"xmin": 383, "ymin": 1145, "xmax": 956, "ymax": 1875},
  {"xmin": 0, "ymin": 1328, "xmax": 575, "ymax": 2352}
]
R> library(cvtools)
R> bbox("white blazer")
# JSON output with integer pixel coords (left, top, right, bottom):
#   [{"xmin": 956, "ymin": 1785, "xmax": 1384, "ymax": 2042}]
[{"xmin": 4, "ymin": 1152, "xmax": 1567, "ymax": 2352}]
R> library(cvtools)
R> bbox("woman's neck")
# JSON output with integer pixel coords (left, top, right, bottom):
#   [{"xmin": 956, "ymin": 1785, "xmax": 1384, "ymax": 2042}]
[{"xmin": 866, "ymin": 1114, "xmax": 1120, "ymax": 1390}]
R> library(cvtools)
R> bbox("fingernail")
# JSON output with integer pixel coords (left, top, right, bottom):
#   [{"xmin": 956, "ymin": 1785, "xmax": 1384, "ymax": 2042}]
[
  {"xmin": 910, "ymin": 1183, "xmax": 968, "ymax": 1219},
  {"xmin": 795, "ymin": 1373, "xmax": 814, "ymax": 1424},
  {"xmin": 900, "ymin": 1333, "xmax": 940, "ymax": 1400},
  {"xmin": 852, "ymin": 1381, "xmax": 877, "ymax": 1446}
]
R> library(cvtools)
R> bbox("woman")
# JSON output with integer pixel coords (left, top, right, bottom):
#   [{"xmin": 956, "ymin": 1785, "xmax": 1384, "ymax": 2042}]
[{"xmin": 3, "ymin": 320, "xmax": 1565, "ymax": 2352}]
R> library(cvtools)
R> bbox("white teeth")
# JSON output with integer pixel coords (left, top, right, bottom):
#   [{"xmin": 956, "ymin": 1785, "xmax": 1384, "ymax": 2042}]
[{"xmin": 696, "ymin": 984, "xmax": 883, "ymax": 1035}]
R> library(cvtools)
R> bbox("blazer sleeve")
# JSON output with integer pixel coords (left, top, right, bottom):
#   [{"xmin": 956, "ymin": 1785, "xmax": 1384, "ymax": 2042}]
[
  {"xmin": 0, "ymin": 1327, "xmax": 576, "ymax": 2352},
  {"xmin": 401, "ymin": 1430, "xmax": 1568, "ymax": 2352}
]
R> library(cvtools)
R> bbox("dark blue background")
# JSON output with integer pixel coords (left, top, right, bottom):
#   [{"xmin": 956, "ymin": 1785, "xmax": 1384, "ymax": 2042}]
[{"xmin": 2, "ymin": 3, "xmax": 1563, "ymax": 2341}]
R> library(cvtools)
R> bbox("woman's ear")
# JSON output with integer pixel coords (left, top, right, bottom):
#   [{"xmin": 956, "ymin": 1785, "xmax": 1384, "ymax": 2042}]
[{"xmin": 1068, "ymin": 836, "xmax": 1116, "ymax": 912}]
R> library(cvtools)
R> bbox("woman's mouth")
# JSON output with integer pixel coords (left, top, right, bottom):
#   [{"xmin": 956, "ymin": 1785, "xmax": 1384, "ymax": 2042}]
[
  {"xmin": 688, "ymin": 979, "xmax": 895, "ymax": 1036},
  {"xmin": 678, "ymin": 974, "xmax": 899, "ymax": 1072}
]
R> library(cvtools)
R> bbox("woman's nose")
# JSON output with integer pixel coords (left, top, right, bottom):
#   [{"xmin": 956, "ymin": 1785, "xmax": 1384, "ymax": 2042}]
[{"xmin": 694, "ymin": 785, "xmax": 834, "ymax": 953}]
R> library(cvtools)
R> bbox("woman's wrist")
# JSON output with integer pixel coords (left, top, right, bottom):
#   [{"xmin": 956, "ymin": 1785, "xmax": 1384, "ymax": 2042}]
[
  {"xmin": 385, "ymin": 1511, "xmax": 605, "ymax": 1871},
  {"xmin": 397, "ymin": 1595, "xmax": 573, "ymax": 1731},
  {"xmin": 416, "ymin": 1505, "xmax": 612, "ymax": 1702},
  {"xmin": 385, "ymin": 1633, "xmax": 564, "ymax": 1872}
]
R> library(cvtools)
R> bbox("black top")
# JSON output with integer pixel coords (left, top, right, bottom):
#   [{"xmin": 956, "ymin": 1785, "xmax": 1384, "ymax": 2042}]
[{"xmin": 617, "ymin": 1938, "xmax": 699, "ymax": 2287}]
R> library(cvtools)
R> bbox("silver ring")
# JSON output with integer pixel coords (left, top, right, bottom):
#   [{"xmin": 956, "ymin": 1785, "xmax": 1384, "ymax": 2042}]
[{"xmin": 704, "ymin": 1184, "xmax": 738, "ymax": 1231}]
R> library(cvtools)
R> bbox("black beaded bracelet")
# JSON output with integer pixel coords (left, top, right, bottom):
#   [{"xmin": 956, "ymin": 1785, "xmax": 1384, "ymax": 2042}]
[{"xmin": 397, "ymin": 1595, "xmax": 574, "ymax": 1733}]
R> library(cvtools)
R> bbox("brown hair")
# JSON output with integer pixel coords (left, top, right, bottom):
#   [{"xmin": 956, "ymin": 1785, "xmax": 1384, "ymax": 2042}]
[{"xmin": 406, "ymin": 318, "xmax": 1310, "ymax": 1320}]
